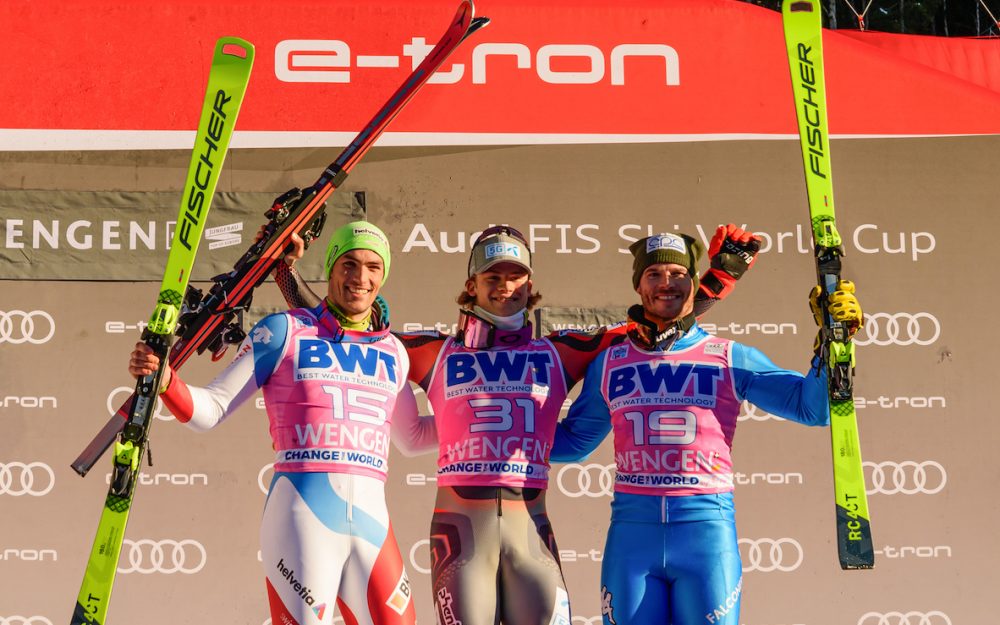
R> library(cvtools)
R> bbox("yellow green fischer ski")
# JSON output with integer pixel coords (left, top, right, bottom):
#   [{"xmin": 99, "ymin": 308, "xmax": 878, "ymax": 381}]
[
  {"xmin": 781, "ymin": 0, "xmax": 874, "ymax": 570},
  {"xmin": 71, "ymin": 37, "xmax": 254, "ymax": 624}
]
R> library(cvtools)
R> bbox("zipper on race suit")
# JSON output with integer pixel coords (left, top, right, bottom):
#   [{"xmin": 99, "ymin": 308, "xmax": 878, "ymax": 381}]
[
  {"xmin": 496, "ymin": 489, "xmax": 502, "ymax": 517},
  {"xmin": 347, "ymin": 476, "xmax": 354, "ymax": 523},
  {"xmin": 661, "ymin": 496, "xmax": 667, "ymax": 523}
]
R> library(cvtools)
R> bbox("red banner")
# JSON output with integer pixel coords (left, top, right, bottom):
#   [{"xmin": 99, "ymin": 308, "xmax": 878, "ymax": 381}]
[{"xmin": 2, "ymin": 0, "xmax": 998, "ymax": 149}]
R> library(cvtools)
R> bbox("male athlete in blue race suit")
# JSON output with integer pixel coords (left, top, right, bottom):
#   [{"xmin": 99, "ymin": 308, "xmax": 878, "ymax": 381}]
[{"xmin": 549, "ymin": 231, "xmax": 861, "ymax": 625}]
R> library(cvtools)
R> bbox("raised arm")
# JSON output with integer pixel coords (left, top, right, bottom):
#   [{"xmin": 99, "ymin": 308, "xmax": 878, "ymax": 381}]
[{"xmin": 694, "ymin": 223, "xmax": 761, "ymax": 317}]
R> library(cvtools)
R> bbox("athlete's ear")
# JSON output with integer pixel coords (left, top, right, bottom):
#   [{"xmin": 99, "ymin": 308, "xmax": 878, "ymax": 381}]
[{"xmin": 464, "ymin": 277, "xmax": 477, "ymax": 297}]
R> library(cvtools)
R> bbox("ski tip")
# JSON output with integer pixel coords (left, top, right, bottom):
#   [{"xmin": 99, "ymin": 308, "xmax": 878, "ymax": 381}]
[
  {"xmin": 470, "ymin": 16, "xmax": 491, "ymax": 34},
  {"xmin": 216, "ymin": 36, "xmax": 255, "ymax": 62}
]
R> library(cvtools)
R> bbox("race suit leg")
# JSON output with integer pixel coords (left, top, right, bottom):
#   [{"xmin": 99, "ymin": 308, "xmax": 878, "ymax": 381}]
[
  {"xmin": 430, "ymin": 486, "xmax": 571, "ymax": 625},
  {"xmin": 600, "ymin": 494, "xmax": 742, "ymax": 625},
  {"xmin": 262, "ymin": 471, "xmax": 416, "ymax": 625}
]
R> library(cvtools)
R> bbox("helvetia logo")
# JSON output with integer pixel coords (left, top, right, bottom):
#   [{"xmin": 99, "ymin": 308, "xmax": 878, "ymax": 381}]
[{"xmin": 276, "ymin": 558, "xmax": 321, "ymax": 607}]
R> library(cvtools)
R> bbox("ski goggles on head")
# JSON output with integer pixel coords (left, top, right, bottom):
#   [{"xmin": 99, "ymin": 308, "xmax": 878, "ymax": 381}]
[{"xmin": 468, "ymin": 225, "xmax": 532, "ymax": 277}]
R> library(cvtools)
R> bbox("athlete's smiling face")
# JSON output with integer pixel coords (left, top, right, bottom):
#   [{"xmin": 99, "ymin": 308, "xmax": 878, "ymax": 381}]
[
  {"xmin": 327, "ymin": 249, "xmax": 384, "ymax": 320},
  {"xmin": 466, "ymin": 261, "xmax": 533, "ymax": 317},
  {"xmin": 636, "ymin": 262, "xmax": 694, "ymax": 327}
]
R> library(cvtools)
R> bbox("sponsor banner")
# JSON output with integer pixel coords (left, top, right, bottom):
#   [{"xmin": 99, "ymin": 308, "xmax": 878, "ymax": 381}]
[
  {"xmin": 0, "ymin": 190, "xmax": 359, "ymax": 280},
  {"xmin": 535, "ymin": 306, "xmax": 627, "ymax": 336},
  {"xmin": 2, "ymin": 0, "xmax": 1000, "ymax": 152}
]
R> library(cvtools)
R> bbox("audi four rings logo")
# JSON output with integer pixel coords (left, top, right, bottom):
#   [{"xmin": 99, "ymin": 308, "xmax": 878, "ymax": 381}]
[
  {"xmin": 857, "ymin": 611, "xmax": 952, "ymax": 625},
  {"xmin": 0, "ymin": 462, "xmax": 55, "ymax": 497},
  {"xmin": 408, "ymin": 538, "xmax": 431, "ymax": 575},
  {"xmin": 556, "ymin": 463, "xmax": 615, "ymax": 498},
  {"xmin": 865, "ymin": 461, "xmax": 947, "ymax": 495},
  {"xmin": 0, "ymin": 310, "xmax": 55, "ymax": 345},
  {"xmin": 854, "ymin": 312, "xmax": 940, "ymax": 346},
  {"xmin": 107, "ymin": 387, "xmax": 173, "ymax": 421},
  {"xmin": 118, "ymin": 539, "xmax": 207, "ymax": 574},
  {"xmin": 258, "ymin": 463, "xmax": 275, "ymax": 494},
  {"xmin": 738, "ymin": 537, "xmax": 804, "ymax": 572},
  {"xmin": 0, "ymin": 618, "xmax": 54, "ymax": 625},
  {"xmin": 738, "ymin": 401, "xmax": 777, "ymax": 422}
]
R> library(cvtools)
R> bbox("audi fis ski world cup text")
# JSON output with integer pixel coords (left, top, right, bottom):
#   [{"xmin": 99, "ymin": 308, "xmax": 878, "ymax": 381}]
[
  {"xmin": 276, "ymin": 39, "xmax": 679, "ymax": 86},
  {"xmin": 2, "ymin": 221, "xmax": 934, "ymax": 260},
  {"xmin": 400, "ymin": 223, "xmax": 936, "ymax": 260}
]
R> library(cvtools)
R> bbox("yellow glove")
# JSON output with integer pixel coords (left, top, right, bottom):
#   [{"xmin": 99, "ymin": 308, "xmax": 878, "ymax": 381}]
[{"xmin": 809, "ymin": 280, "xmax": 863, "ymax": 342}]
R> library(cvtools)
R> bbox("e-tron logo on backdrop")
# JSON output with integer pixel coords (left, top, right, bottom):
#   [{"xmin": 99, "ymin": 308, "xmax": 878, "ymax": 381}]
[
  {"xmin": 118, "ymin": 539, "xmax": 207, "ymax": 575},
  {"xmin": 556, "ymin": 463, "xmax": 615, "ymax": 498},
  {"xmin": 0, "ymin": 310, "xmax": 55, "ymax": 345},
  {"xmin": 107, "ymin": 387, "xmax": 173, "ymax": 421},
  {"xmin": 738, "ymin": 537, "xmax": 803, "ymax": 573},
  {"xmin": 405, "ymin": 473, "xmax": 438, "ymax": 486},
  {"xmin": 275, "ymin": 40, "xmax": 680, "ymax": 87},
  {"xmin": 865, "ymin": 460, "xmax": 947, "ymax": 495},
  {"xmin": 854, "ymin": 313, "xmax": 940, "ymax": 347},
  {"xmin": 0, "ymin": 617, "xmax": 55, "ymax": 625},
  {"xmin": 0, "ymin": 462, "xmax": 55, "ymax": 497},
  {"xmin": 857, "ymin": 612, "xmax": 952, "ymax": 625}
]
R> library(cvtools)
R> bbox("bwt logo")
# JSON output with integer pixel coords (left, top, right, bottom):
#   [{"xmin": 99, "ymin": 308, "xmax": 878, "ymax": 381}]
[
  {"xmin": 0, "ymin": 462, "xmax": 55, "ymax": 497},
  {"xmin": 446, "ymin": 351, "xmax": 553, "ymax": 386},
  {"xmin": 0, "ymin": 310, "xmax": 55, "ymax": 345},
  {"xmin": 108, "ymin": 387, "xmax": 173, "ymax": 421},
  {"xmin": 296, "ymin": 339, "xmax": 397, "ymax": 383},
  {"xmin": 0, "ymin": 617, "xmax": 55, "ymax": 625},
  {"xmin": 276, "ymin": 39, "xmax": 680, "ymax": 86},
  {"xmin": 556, "ymin": 463, "xmax": 615, "ymax": 498},
  {"xmin": 739, "ymin": 537, "xmax": 804, "ymax": 573},
  {"xmin": 118, "ymin": 538, "xmax": 207, "ymax": 575},
  {"xmin": 865, "ymin": 460, "xmax": 946, "ymax": 495},
  {"xmin": 854, "ymin": 313, "xmax": 940, "ymax": 347},
  {"xmin": 857, "ymin": 612, "xmax": 952, "ymax": 625}
]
